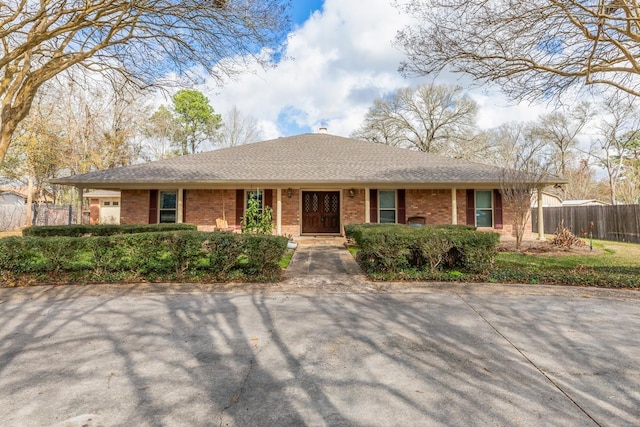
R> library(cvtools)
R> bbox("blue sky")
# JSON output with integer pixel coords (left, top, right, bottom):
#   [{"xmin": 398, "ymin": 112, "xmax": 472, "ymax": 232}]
[
  {"xmin": 290, "ymin": 0, "xmax": 324, "ymax": 26},
  {"xmin": 201, "ymin": 0, "xmax": 550, "ymax": 140}
]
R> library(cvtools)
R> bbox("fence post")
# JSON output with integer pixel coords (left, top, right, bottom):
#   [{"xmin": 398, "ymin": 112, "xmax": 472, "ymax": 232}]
[
  {"xmin": 536, "ymin": 188, "xmax": 545, "ymax": 240},
  {"xmin": 76, "ymin": 188, "xmax": 84, "ymax": 225}
]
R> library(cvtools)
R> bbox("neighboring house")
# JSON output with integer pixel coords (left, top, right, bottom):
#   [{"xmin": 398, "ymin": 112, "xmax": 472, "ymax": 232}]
[
  {"xmin": 52, "ymin": 133, "xmax": 564, "ymax": 238},
  {"xmin": 0, "ymin": 190, "xmax": 27, "ymax": 206},
  {"xmin": 562, "ymin": 199, "xmax": 610, "ymax": 206},
  {"xmin": 531, "ymin": 191, "xmax": 563, "ymax": 208},
  {"xmin": 83, "ymin": 190, "xmax": 121, "ymax": 224},
  {"xmin": 0, "ymin": 186, "xmax": 54, "ymax": 204}
]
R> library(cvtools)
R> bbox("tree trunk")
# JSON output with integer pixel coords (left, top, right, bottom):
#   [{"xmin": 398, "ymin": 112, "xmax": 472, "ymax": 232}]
[{"xmin": 0, "ymin": 123, "xmax": 15, "ymax": 167}]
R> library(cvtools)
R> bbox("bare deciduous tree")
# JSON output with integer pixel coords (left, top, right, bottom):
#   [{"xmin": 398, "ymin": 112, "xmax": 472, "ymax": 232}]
[
  {"xmin": 482, "ymin": 122, "xmax": 550, "ymax": 169},
  {"xmin": 216, "ymin": 106, "xmax": 263, "ymax": 147},
  {"xmin": 590, "ymin": 91, "xmax": 640, "ymax": 204},
  {"xmin": 351, "ymin": 84, "xmax": 478, "ymax": 156},
  {"xmin": 396, "ymin": 0, "xmax": 640, "ymax": 101},
  {"xmin": 480, "ymin": 121, "xmax": 553, "ymax": 248},
  {"xmin": 0, "ymin": 0, "xmax": 290, "ymax": 166},
  {"xmin": 528, "ymin": 103, "xmax": 592, "ymax": 179},
  {"xmin": 560, "ymin": 159, "xmax": 604, "ymax": 201},
  {"xmin": 500, "ymin": 156, "xmax": 552, "ymax": 250}
]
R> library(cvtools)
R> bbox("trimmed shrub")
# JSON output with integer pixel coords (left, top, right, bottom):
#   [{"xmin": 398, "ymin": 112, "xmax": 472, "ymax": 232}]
[
  {"xmin": 0, "ymin": 231, "xmax": 288, "ymax": 285},
  {"xmin": 346, "ymin": 223, "xmax": 498, "ymax": 276},
  {"xmin": 242, "ymin": 234, "xmax": 289, "ymax": 278},
  {"xmin": 22, "ymin": 223, "xmax": 197, "ymax": 238}
]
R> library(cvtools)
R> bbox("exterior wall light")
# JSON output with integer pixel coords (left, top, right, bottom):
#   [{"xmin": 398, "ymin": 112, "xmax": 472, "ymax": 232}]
[
  {"xmin": 287, "ymin": 188, "xmax": 293, "ymax": 198},
  {"xmin": 348, "ymin": 188, "xmax": 356, "ymax": 198}
]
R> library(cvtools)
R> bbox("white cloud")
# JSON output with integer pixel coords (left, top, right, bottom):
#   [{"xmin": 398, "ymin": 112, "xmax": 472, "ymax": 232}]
[{"xmin": 200, "ymin": 0, "xmax": 548, "ymax": 140}]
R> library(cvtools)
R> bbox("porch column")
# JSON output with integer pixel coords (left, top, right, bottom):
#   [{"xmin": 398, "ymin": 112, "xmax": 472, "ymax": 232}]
[
  {"xmin": 76, "ymin": 187, "xmax": 83, "ymax": 225},
  {"xmin": 451, "ymin": 188, "xmax": 458, "ymax": 225},
  {"xmin": 276, "ymin": 188, "xmax": 282, "ymax": 235},
  {"xmin": 537, "ymin": 187, "xmax": 545, "ymax": 240},
  {"xmin": 177, "ymin": 187, "xmax": 184, "ymax": 223},
  {"xmin": 364, "ymin": 187, "xmax": 370, "ymax": 223}
]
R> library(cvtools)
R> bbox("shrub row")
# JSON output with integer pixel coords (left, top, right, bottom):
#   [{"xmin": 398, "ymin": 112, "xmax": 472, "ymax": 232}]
[
  {"xmin": 0, "ymin": 231, "xmax": 288, "ymax": 285},
  {"xmin": 22, "ymin": 223, "xmax": 197, "ymax": 237},
  {"xmin": 345, "ymin": 223, "xmax": 499, "ymax": 276}
]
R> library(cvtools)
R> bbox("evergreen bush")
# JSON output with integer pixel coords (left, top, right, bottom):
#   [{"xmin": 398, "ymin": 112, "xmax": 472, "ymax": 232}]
[{"xmin": 0, "ymin": 231, "xmax": 288, "ymax": 285}]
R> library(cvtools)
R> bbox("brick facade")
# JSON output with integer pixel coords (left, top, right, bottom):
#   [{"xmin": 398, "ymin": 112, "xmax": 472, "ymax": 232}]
[
  {"xmin": 120, "ymin": 190, "xmax": 149, "ymax": 225},
  {"xmin": 119, "ymin": 187, "xmax": 531, "ymax": 238},
  {"xmin": 343, "ymin": 188, "xmax": 365, "ymax": 227},
  {"xmin": 89, "ymin": 199, "xmax": 100, "ymax": 225},
  {"xmin": 281, "ymin": 189, "xmax": 300, "ymax": 237},
  {"xmin": 405, "ymin": 189, "xmax": 455, "ymax": 225},
  {"xmin": 185, "ymin": 189, "xmax": 237, "ymax": 229}
]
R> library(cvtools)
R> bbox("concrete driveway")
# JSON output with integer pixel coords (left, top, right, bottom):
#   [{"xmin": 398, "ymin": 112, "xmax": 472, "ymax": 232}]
[{"xmin": 1, "ymin": 283, "xmax": 639, "ymax": 426}]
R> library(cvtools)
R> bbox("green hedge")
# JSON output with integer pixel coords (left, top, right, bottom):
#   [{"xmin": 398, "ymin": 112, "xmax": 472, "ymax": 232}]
[
  {"xmin": 345, "ymin": 223, "xmax": 498, "ymax": 278},
  {"xmin": 22, "ymin": 223, "xmax": 198, "ymax": 238},
  {"xmin": 0, "ymin": 231, "xmax": 288, "ymax": 285}
]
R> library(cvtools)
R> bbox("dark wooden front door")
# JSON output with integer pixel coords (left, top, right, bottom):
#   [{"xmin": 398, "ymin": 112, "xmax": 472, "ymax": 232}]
[{"xmin": 302, "ymin": 191, "xmax": 341, "ymax": 233}]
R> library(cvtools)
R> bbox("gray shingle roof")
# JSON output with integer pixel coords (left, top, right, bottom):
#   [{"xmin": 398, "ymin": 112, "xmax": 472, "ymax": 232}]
[{"xmin": 51, "ymin": 133, "xmax": 564, "ymax": 188}]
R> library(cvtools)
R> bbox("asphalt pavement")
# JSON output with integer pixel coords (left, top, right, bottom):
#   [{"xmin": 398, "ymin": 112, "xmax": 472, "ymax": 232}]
[{"xmin": 1, "ymin": 283, "xmax": 639, "ymax": 426}]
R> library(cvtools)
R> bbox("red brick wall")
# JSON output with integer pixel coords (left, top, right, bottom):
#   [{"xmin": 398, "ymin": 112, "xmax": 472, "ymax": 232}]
[
  {"xmin": 281, "ymin": 189, "xmax": 300, "ymax": 236},
  {"xmin": 119, "ymin": 187, "xmax": 531, "ymax": 239},
  {"xmin": 405, "ymin": 189, "xmax": 455, "ymax": 225},
  {"xmin": 500, "ymin": 197, "xmax": 533, "ymax": 239},
  {"xmin": 186, "ymin": 189, "xmax": 237, "ymax": 229},
  {"xmin": 89, "ymin": 199, "xmax": 100, "ymax": 225},
  {"xmin": 120, "ymin": 190, "xmax": 149, "ymax": 224},
  {"xmin": 455, "ymin": 189, "xmax": 532, "ymax": 239},
  {"xmin": 343, "ymin": 188, "xmax": 365, "ymax": 226}
]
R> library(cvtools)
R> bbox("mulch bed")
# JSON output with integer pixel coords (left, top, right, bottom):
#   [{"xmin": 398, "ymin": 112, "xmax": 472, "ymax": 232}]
[{"xmin": 497, "ymin": 240, "xmax": 600, "ymax": 256}]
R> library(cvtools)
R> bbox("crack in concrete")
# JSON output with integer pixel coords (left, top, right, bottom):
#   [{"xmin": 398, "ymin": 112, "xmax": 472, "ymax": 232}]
[
  {"xmin": 456, "ymin": 293, "xmax": 603, "ymax": 427},
  {"xmin": 217, "ymin": 315, "xmax": 277, "ymax": 427}
]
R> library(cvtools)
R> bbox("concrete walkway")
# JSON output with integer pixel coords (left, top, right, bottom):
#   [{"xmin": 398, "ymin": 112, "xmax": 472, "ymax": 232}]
[
  {"xmin": 283, "ymin": 239, "xmax": 364, "ymax": 285},
  {"xmin": 280, "ymin": 238, "xmax": 372, "ymax": 292}
]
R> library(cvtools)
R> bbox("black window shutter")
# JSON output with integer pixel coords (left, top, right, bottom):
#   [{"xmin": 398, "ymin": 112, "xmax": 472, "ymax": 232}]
[
  {"xmin": 466, "ymin": 189, "xmax": 475, "ymax": 226},
  {"xmin": 149, "ymin": 190, "xmax": 158, "ymax": 224},
  {"xmin": 397, "ymin": 189, "xmax": 406, "ymax": 224},
  {"xmin": 235, "ymin": 189, "xmax": 244, "ymax": 227},
  {"xmin": 369, "ymin": 189, "xmax": 378, "ymax": 223},
  {"xmin": 494, "ymin": 189, "xmax": 503, "ymax": 229}
]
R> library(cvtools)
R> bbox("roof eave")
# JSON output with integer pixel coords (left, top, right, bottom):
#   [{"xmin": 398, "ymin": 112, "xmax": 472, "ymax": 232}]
[{"xmin": 48, "ymin": 177, "xmax": 568, "ymax": 190}]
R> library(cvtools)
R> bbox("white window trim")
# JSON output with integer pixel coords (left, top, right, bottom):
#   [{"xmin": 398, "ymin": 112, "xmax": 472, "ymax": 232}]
[
  {"xmin": 378, "ymin": 190, "xmax": 397, "ymax": 224},
  {"xmin": 475, "ymin": 190, "xmax": 494, "ymax": 228}
]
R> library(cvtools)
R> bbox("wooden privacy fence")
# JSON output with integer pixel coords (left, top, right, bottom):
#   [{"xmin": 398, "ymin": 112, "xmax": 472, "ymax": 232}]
[
  {"xmin": 531, "ymin": 205, "xmax": 640, "ymax": 244},
  {"xmin": 0, "ymin": 204, "xmax": 76, "ymax": 231}
]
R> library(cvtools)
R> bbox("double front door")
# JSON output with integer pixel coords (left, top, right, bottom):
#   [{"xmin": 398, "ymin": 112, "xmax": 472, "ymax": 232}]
[{"xmin": 301, "ymin": 191, "xmax": 340, "ymax": 234}]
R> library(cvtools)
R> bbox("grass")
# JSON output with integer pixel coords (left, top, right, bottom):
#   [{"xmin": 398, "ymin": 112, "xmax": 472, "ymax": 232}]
[
  {"xmin": 347, "ymin": 245, "xmax": 358, "ymax": 258},
  {"xmin": 279, "ymin": 249, "xmax": 295, "ymax": 269},
  {"xmin": 348, "ymin": 237, "xmax": 640, "ymax": 288},
  {"xmin": 0, "ymin": 231, "xmax": 21, "ymax": 238},
  {"xmin": 490, "ymin": 239, "xmax": 640, "ymax": 288}
]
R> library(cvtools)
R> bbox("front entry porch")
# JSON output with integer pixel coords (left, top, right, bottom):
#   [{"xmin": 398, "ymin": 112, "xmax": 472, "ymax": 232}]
[{"xmin": 301, "ymin": 191, "xmax": 341, "ymax": 234}]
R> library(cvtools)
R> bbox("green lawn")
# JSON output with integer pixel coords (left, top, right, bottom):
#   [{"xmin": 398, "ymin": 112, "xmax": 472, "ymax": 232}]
[
  {"xmin": 279, "ymin": 249, "xmax": 295, "ymax": 269},
  {"xmin": 492, "ymin": 239, "xmax": 640, "ymax": 288},
  {"xmin": 348, "ymin": 237, "xmax": 640, "ymax": 288}
]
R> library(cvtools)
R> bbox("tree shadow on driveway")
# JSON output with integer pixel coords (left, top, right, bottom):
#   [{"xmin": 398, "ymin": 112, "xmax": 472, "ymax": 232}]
[{"xmin": 0, "ymin": 285, "xmax": 638, "ymax": 426}]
